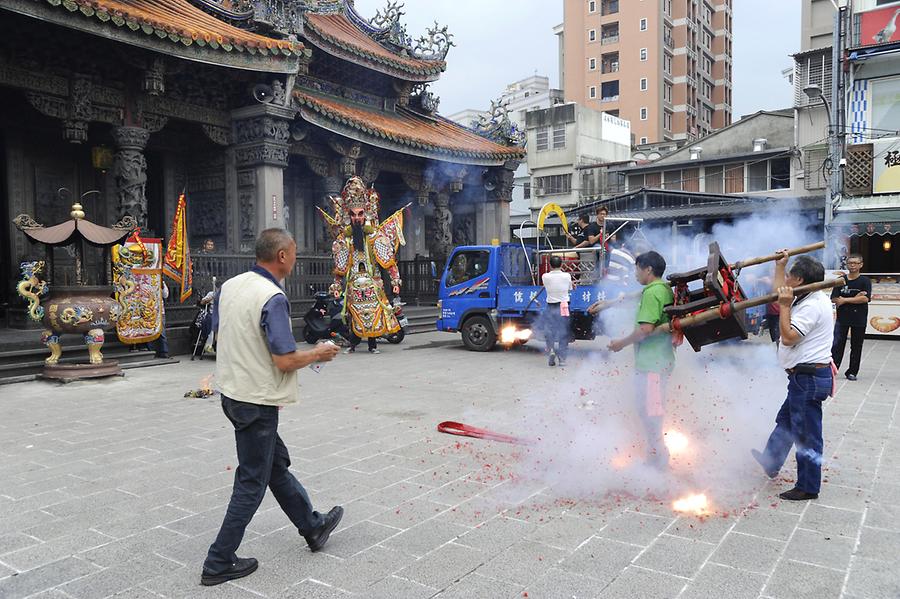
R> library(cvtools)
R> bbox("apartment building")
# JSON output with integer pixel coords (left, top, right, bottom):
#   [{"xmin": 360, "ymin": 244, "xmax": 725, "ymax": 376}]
[{"xmin": 560, "ymin": 0, "xmax": 733, "ymax": 145}]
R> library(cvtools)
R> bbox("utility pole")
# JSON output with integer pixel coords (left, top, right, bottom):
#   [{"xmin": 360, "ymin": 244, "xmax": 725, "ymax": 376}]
[{"xmin": 826, "ymin": 3, "xmax": 846, "ymax": 268}]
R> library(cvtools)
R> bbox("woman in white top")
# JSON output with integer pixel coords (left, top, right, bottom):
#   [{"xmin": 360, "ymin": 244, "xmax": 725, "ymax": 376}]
[{"xmin": 541, "ymin": 255, "xmax": 574, "ymax": 367}]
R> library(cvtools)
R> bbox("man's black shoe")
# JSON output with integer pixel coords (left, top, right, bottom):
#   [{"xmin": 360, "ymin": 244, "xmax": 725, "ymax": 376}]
[
  {"xmin": 156, "ymin": 353, "xmax": 170, "ymax": 359},
  {"xmin": 200, "ymin": 557, "xmax": 258, "ymax": 586},
  {"xmin": 846, "ymin": 374, "xmax": 858, "ymax": 381},
  {"xmin": 304, "ymin": 506, "xmax": 343, "ymax": 552},
  {"xmin": 751, "ymin": 449, "xmax": 778, "ymax": 479},
  {"xmin": 779, "ymin": 487, "xmax": 818, "ymax": 501}
]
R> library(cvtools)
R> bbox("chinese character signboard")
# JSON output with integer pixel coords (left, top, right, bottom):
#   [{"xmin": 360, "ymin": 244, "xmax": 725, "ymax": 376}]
[{"xmin": 873, "ymin": 137, "xmax": 900, "ymax": 193}]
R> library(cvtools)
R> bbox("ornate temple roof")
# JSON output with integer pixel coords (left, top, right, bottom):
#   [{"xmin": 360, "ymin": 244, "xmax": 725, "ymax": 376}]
[
  {"xmin": 302, "ymin": 11, "xmax": 446, "ymax": 81},
  {"xmin": 6, "ymin": 0, "xmax": 305, "ymax": 72},
  {"xmin": 294, "ymin": 90, "xmax": 525, "ymax": 166}
]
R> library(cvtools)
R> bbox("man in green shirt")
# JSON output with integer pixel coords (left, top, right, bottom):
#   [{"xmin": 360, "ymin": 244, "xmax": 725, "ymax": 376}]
[{"xmin": 609, "ymin": 251, "xmax": 676, "ymax": 468}]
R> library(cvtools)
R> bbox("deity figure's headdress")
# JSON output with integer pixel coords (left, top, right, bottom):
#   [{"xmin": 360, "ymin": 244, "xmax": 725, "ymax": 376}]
[{"xmin": 331, "ymin": 176, "xmax": 381, "ymax": 225}]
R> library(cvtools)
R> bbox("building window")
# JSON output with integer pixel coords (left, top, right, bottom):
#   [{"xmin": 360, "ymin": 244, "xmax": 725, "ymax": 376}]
[
  {"xmin": 682, "ymin": 168, "xmax": 700, "ymax": 192},
  {"xmin": 770, "ymin": 157, "xmax": 791, "ymax": 190},
  {"xmin": 640, "ymin": 18, "xmax": 648, "ymax": 31},
  {"xmin": 663, "ymin": 170, "xmax": 681, "ymax": 191},
  {"xmin": 640, "ymin": 48, "xmax": 648, "ymax": 61},
  {"xmin": 748, "ymin": 160, "xmax": 768, "ymax": 192},
  {"xmin": 664, "ymin": 82, "xmax": 672, "ymax": 102},
  {"xmin": 536, "ymin": 174, "xmax": 572, "ymax": 195},
  {"xmin": 704, "ymin": 165, "xmax": 724, "ymax": 193},
  {"xmin": 664, "ymin": 53, "xmax": 672, "ymax": 74},
  {"xmin": 552, "ymin": 124, "xmax": 567, "ymax": 149},
  {"xmin": 664, "ymin": 110, "xmax": 672, "ymax": 130},
  {"xmin": 536, "ymin": 126, "xmax": 549, "ymax": 151},
  {"xmin": 628, "ymin": 173, "xmax": 644, "ymax": 190},
  {"xmin": 724, "ymin": 163, "xmax": 745, "ymax": 193},
  {"xmin": 523, "ymin": 182, "xmax": 531, "ymax": 199},
  {"xmin": 640, "ymin": 78, "xmax": 648, "ymax": 91},
  {"xmin": 640, "ymin": 137, "xmax": 648, "ymax": 144},
  {"xmin": 589, "ymin": 29, "xmax": 596, "ymax": 42},
  {"xmin": 640, "ymin": 107, "xmax": 648, "ymax": 120},
  {"xmin": 664, "ymin": 0, "xmax": 672, "ymax": 15},
  {"xmin": 589, "ymin": 0, "xmax": 596, "ymax": 12},
  {"xmin": 589, "ymin": 57, "xmax": 596, "ymax": 70},
  {"xmin": 601, "ymin": 80, "xmax": 619, "ymax": 101},
  {"xmin": 589, "ymin": 86, "xmax": 597, "ymax": 99}
]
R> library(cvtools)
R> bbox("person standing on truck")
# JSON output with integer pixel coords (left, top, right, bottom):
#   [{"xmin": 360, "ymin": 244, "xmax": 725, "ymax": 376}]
[
  {"xmin": 542, "ymin": 255, "xmax": 574, "ymax": 367},
  {"xmin": 608, "ymin": 251, "xmax": 676, "ymax": 469}
]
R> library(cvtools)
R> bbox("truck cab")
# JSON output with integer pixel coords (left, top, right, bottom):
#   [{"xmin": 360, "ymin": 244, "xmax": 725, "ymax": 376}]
[{"xmin": 437, "ymin": 243, "xmax": 628, "ymax": 351}]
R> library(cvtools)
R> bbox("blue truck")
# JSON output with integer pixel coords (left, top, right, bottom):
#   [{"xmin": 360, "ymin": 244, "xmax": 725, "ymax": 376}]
[{"xmin": 436, "ymin": 242, "xmax": 632, "ymax": 351}]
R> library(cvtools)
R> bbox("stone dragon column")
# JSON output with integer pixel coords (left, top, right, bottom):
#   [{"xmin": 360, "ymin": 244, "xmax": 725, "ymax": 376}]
[{"xmin": 112, "ymin": 126, "xmax": 150, "ymax": 228}]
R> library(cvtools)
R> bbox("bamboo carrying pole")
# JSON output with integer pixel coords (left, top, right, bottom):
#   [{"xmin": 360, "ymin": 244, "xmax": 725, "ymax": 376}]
[
  {"xmin": 652, "ymin": 275, "xmax": 848, "ymax": 336},
  {"xmin": 730, "ymin": 241, "xmax": 825, "ymax": 271}
]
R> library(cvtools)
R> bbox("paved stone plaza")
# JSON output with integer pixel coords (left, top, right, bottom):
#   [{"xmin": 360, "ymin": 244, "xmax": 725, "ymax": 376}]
[{"xmin": 0, "ymin": 332, "xmax": 898, "ymax": 599}]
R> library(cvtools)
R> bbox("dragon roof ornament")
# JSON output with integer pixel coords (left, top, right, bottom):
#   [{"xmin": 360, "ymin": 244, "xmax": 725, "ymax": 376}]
[
  {"xmin": 474, "ymin": 100, "xmax": 526, "ymax": 148},
  {"xmin": 348, "ymin": 1, "xmax": 454, "ymax": 61}
]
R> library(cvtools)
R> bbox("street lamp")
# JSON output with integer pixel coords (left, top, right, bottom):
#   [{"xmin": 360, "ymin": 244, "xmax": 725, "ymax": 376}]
[
  {"xmin": 802, "ymin": 84, "xmax": 831, "ymax": 128},
  {"xmin": 803, "ymin": 79, "xmax": 842, "ymax": 266}
]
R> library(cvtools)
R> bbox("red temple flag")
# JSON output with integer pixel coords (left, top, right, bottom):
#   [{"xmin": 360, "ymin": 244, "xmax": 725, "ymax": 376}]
[{"xmin": 163, "ymin": 192, "xmax": 193, "ymax": 302}]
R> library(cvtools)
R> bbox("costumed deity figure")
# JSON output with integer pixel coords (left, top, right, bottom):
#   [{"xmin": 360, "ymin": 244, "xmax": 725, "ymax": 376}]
[{"xmin": 319, "ymin": 176, "xmax": 409, "ymax": 344}]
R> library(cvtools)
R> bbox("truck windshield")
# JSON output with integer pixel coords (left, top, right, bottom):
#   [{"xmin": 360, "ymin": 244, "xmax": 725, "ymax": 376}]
[{"xmin": 446, "ymin": 250, "xmax": 490, "ymax": 287}]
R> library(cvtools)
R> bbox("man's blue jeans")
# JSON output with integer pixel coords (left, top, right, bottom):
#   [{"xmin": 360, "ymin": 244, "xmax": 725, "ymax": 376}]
[
  {"xmin": 759, "ymin": 369, "xmax": 831, "ymax": 494},
  {"xmin": 204, "ymin": 396, "xmax": 324, "ymax": 574},
  {"xmin": 543, "ymin": 303, "xmax": 569, "ymax": 359}
]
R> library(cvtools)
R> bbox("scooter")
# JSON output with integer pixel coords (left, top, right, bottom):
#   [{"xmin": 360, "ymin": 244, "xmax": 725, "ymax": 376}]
[
  {"xmin": 385, "ymin": 296, "xmax": 408, "ymax": 344},
  {"xmin": 301, "ymin": 286, "xmax": 349, "ymax": 345}
]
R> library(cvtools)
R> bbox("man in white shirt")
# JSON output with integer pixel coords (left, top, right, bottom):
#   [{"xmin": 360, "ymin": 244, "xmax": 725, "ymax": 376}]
[
  {"xmin": 542, "ymin": 255, "xmax": 574, "ymax": 367},
  {"xmin": 752, "ymin": 252, "xmax": 835, "ymax": 501}
]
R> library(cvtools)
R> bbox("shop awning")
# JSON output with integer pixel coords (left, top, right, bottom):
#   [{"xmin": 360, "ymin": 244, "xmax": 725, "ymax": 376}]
[{"xmin": 832, "ymin": 210, "xmax": 900, "ymax": 236}]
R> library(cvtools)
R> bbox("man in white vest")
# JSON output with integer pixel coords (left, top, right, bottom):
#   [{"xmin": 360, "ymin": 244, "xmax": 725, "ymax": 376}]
[{"xmin": 201, "ymin": 229, "xmax": 341, "ymax": 586}]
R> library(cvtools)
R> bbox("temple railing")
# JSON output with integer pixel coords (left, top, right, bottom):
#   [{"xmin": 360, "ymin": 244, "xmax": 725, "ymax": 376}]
[{"xmin": 163, "ymin": 253, "xmax": 439, "ymax": 325}]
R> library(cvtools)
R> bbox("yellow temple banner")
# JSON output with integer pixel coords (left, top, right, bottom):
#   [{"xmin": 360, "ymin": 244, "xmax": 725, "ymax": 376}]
[{"xmin": 113, "ymin": 235, "xmax": 163, "ymax": 344}]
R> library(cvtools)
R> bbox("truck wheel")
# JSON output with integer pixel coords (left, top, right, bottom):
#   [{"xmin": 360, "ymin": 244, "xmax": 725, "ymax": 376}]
[{"xmin": 461, "ymin": 316, "xmax": 496, "ymax": 352}]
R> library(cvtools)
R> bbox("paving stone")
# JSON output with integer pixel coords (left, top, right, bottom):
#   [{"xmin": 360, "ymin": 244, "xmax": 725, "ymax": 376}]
[
  {"xmin": 708, "ymin": 532, "xmax": 785, "ymax": 574},
  {"xmin": 634, "ymin": 535, "xmax": 715, "ymax": 578},
  {"xmin": 475, "ymin": 540, "xmax": 567, "ymax": 585},
  {"xmin": 764, "ymin": 559, "xmax": 845, "ymax": 599},
  {"xmin": 456, "ymin": 516, "xmax": 538, "ymax": 553},
  {"xmin": 854, "ymin": 525, "xmax": 900, "ymax": 561},
  {"xmin": 58, "ymin": 553, "xmax": 180, "ymax": 599},
  {"xmin": 369, "ymin": 498, "xmax": 449, "ymax": 529},
  {"xmin": 79, "ymin": 527, "xmax": 189, "ymax": 568},
  {"xmin": 525, "ymin": 515, "xmax": 604, "ymax": 551},
  {"xmin": 864, "ymin": 502, "xmax": 900, "ymax": 532},
  {"xmin": 846, "ymin": 556, "xmax": 900, "ymax": 598},
  {"xmin": 228, "ymin": 547, "xmax": 341, "ymax": 597},
  {"xmin": 800, "ymin": 504, "xmax": 864, "ymax": 538},
  {"xmin": 871, "ymin": 481, "xmax": 900, "ymax": 506},
  {"xmin": 815, "ymin": 483, "xmax": 870, "ymax": 512},
  {"xmin": 365, "ymin": 575, "xmax": 438, "ymax": 599},
  {"xmin": 558, "ymin": 536, "xmax": 642, "ymax": 583},
  {"xmin": 380, "ymin": 517, "xmax": 470, "ymax": 557},
  {"xmin": 2, "ymin": 529, "xmax": 115, "ymax": 571},
  {"xmin": 597, "ymin": 510, "xmax": 673, "ymax": 546},
  {"xmin": 321, "ymin": 520, "xmax": 401, "ymax": 559},
  {"xmin": 681, "ymin": 563, "xmax": 767, "ymax": 599},
  {"xmin": 362, "ymin": 481, "xmax": 438, "ymax": 508},
  {"xmin": 596, "ymin": 565, "xmax": 687, "ymax": 598},
  {"xmin": 312, "ymin": 545, "xmax": 413, "ymax": 593},
  {"xmin": 665, "ymin": 515, "xmax": 735, "ymax": 544},
  {"xmin": 784, "ymin": 528, "xmax": 855, "ymax": 570},
  {"xmin": 0, "ymin": 533, "xmax": 41, "ymax": 556},
  {"xmin": 398, "ymin": 542, "xmax": 489, "ymax": 589},
  {"xmin": 523, "ymin": 567, "xmax": 611, "ymax": 599},
  {"xmin": 0, "ymin": 557, "xmax": 100, "ymax": 599},
  {"xmin": 732, "ymin": 507, "xmax": 801, "ymax": 541},
  {"xmin": 432, "ymin": 572, "xmax": 522, "ymax": 599}
]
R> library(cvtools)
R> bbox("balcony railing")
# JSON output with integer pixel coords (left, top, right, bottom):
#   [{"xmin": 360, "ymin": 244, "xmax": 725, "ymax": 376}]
[
  {"xmin": 601, "ymin": 95, "xmax": 620, "ymax": 103},
  {"xmin": 664, "ymin": 35, "xmax": 674, "ymax": 49},
  {"xmin": 601, "ymin": 35, "xmax": 619, "ymax": 45},
  {"xmin": 601, "ymin": 62, "xmax": 620, "ymax": 73}
]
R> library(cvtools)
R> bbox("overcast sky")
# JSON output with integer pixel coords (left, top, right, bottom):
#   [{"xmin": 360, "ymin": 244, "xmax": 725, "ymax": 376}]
[{"xmin": 353, "ymin": 0, "xmax": 801, "ymax": 119}]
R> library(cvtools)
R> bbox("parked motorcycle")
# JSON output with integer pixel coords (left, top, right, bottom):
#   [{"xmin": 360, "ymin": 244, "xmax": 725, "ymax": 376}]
[
  {"xmin": 301, "ymin": 287, "xmax": 349, "ymax": 345},
  {"xmin": 385, "ymin": 297, "xmax": 408, "ymax": 344}
]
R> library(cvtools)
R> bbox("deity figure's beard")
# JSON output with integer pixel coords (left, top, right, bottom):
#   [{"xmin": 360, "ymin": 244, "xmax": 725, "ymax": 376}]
[{"xmin": 351, "ymin": 222, "xmax": 365, "ymax": 250}]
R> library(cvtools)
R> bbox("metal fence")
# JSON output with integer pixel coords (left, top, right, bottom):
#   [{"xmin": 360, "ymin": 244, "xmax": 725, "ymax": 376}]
[{"xmin": 164, "ymin": 253, "xmax": 439, "ymax": 325}]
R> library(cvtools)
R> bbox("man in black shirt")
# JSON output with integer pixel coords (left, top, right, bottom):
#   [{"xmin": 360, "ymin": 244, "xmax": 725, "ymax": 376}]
[
  {"xmin": 564, "ymin": 213, "xmax": 595, "ymax": 247},
  {"xmin": 831, "ymin": 253, "xmax": 871, "ymax": 381}
]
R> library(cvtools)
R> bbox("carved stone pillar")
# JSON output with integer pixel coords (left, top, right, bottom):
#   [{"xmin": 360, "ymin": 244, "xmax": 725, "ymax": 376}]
[
  {"xmin": 112, "ymin": 126, "xmax": 150, "ymax": 227},
  {"xmin": 475, "ymin": 164, "xmax": 516, "ymax": 244},
  {"xmin": 431, "ymin": 191, "xmax": 453, "ymax": 264},
  {"xmin": 231, "ymin": 103, "xmax": 293, "ymax": 247}
]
